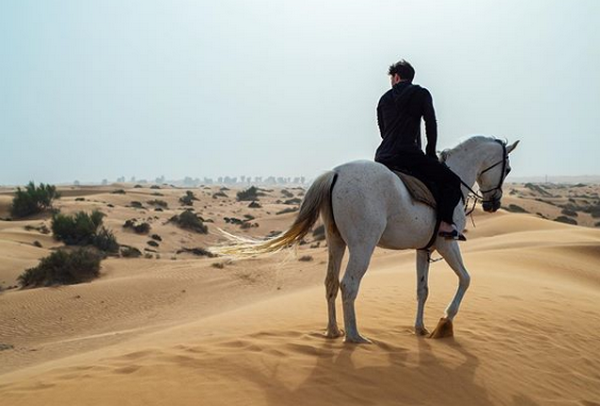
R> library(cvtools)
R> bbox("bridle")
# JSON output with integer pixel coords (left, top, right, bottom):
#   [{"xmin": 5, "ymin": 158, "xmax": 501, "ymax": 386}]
[
  {"xmin": 477, "ymin": 139, "xmax": 509, "ymax": 205},
  {"xmin": 445, "ymin": 139, "xmax": 509, "ymax": 214}
]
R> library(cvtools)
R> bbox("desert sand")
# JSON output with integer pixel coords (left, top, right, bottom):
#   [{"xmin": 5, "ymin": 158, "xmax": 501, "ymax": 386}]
[{"xmin": 0, "ymin": 183, "xmax": 599, "ymax": 406}]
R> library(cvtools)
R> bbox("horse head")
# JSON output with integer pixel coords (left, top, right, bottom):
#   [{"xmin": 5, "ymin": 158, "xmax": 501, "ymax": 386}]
[{"xmin": 478, "ymin": 139, "xmax": 520, "ymax": 212}]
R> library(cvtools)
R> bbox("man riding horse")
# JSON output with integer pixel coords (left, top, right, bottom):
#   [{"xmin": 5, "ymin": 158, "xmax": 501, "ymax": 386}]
[{"xmin": 375, "ymin": 59, "xmax": 465, "ymax": 241}]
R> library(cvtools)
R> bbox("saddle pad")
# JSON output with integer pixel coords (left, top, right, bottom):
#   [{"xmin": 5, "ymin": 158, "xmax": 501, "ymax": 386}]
[{"xmin": 392, "ymin": 170, "xmax": 437, "ymax": 208}]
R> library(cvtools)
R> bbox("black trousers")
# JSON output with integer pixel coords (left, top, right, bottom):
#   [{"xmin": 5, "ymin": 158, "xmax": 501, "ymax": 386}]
[{"xmin": 377, "ymin": 152, "xmax": 463, "ymax": 224}]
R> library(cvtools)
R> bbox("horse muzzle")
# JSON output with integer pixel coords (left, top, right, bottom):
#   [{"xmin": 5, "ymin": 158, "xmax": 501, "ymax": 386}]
[{"xmin": 482, "ymin": 200, "xmax": 501, "ymax": 212}]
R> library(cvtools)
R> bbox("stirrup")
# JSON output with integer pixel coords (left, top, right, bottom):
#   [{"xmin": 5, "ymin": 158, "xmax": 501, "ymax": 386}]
[{"xmin": 438, "ymin": 229, "xmax": 467, "ymax": 241}]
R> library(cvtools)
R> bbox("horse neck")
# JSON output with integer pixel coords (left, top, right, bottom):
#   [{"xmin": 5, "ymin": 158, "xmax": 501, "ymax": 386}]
[{"xmin": 444, "ymin": 143, "xmax": 489, "ymax": 193}]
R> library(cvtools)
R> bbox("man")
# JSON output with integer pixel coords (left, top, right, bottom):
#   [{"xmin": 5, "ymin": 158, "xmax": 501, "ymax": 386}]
[{"xmin": 375, "ymin": 59, "xmax": 465, "ymax": 240}]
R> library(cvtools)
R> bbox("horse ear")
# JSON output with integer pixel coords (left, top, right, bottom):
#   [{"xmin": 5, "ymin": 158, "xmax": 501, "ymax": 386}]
[{"xmin": 506, "ymin": 140, "xmax": 520, "ymax": 154}]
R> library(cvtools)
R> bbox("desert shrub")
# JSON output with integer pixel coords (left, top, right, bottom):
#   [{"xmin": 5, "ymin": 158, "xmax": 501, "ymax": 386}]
[
  {"xmin": 176, "ymin": 247, "xmax": 215, "ymax": 257},
  {"xmin": 312, "ymin": 225, "xmax": 326, "ymax": 241},
  {"xmin": 147, "ymin": 240, "xmax": 159, "ymax": 247},
  {"xmin": 282, "ymin": 189, "xmax": 294, "ymax": 198},
  {"xmin": 33, "ymin": 240, "xmax": 43, "ymax": 248},
  {"xmin": 237, "ymin": 186, "xmax": 260, "ymax": 201},
  {"xmin": 52, "ymin": 210, "xmax": 105, "ymax": 246},
  {"xmin": 18, "ymin": 248, "xmax": 102, "ymax": 288},
  {"xmin": 147, "ymin": 199, "xmax": 168, "ymax": 208},
  {"xmin": 248, "ymin": 201, "xmax": 261, "ymax": 208},
  {"xmin": 111, "ymin": 189, "xmax": 126, "ymax": 194},
  {"xmin": 595, "ymin": 221, "xmax": 600, "ymax": 227},
  {"xmin": 120, "ymin": 246, "xmax": 142, "ymax": 258},
  {"xmin": 298, "ymin": 255, "xmax": 313, "ymax": 262},
  {"xmin": 130, "ymin": 201, "xmax": 144, "ymax": 209},
  {"xmin": 151, "ymin": 234, "xmax": 162, "ymax": 241},
  {"xmin": 505, "ymin": 204, "xmax": 528, "ymax": 213},
  {"xmin": 211, "ymin": 262, "xmax": 225, "ymax": 269},
  {"xmin": 276, "ymin": 207, "xmax": 298, "ymax": 215},
  {"xmin": 123, "ymin": 220, "xmax": 151, "ymax": 234},
  {"xmin": 588, "ymin": 205, "xmax": 600, "ymax": 218},
  {"xmin": 10, "ymin": 182, "xmax": 61, "ymax": 218},
  {"xmin": 93, "ymin": 227, "xmax": 119, "ymax": 253},
  {"xmin": 554, "ymin": 216, "xmax": 577, "ymax": 225},
  {"xmin": 524, "ymin": 183, "xmax": 552, "ymax": 197},
  {"xmin": 284, "ymin": 198, "xmax": 302, "ymax": 205},
  {"xmin": 24, "ymin": 223, "xmax": 50, "ymax": 234},
  {"xmin": 150, "ymin": 185, "xmax": 161, "ymax": 189},
  {"xmin": 75, "ymin": 197, "xmax": 85, "ymax": 202},
  {"xmin": 169, "ymin": 210, "xmax": 208, "ymax": 233},
  {"xmin": 213, "ymin": 191, "xmax": 228, "ymax": 199},
  {"xmin": 134, "ymin": 184, "xmax": 143, "ymax": 188},
  {"xmin": 179, "ymin": 191, "xmax": 198, "ymax": 206},
  {"xmin": 561, "ymin": 208, "xmax": 578, "ymax": 217}
]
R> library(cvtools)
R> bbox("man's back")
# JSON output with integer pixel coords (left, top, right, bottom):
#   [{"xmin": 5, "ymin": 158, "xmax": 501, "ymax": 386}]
[{"xmin": 375, "ymin": 81, "xmax": 437, "ymax": 165}]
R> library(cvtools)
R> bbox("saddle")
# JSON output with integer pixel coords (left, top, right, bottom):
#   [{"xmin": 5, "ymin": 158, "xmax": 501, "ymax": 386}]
[
  {"xmin": 392, "ymin": 170, "xmax": 440, "ymax": 250},
  {"xmin": 392, "ymin": 170, "xmax": 436, "ymax": 208}
]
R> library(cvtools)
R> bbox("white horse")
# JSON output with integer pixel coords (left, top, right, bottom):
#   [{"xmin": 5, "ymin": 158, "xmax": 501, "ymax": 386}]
[{"xmin": 213, "ymin": 136, "xmax": 519, "ymax": 342}]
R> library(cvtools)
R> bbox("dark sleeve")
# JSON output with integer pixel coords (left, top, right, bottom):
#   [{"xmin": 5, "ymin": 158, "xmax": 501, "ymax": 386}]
[
  {"xmin": 422, "ymin": 88, "xmax": 438, "ymax": 158},
  {"xmin": 376, "ymin": 100, "xmax": 385, "ymax": 138}
]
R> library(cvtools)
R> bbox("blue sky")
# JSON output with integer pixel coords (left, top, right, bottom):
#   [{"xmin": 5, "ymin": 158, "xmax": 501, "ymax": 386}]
[{"xmin": 1, "ymin": 0, "xmax": 599, "ymax": 184}]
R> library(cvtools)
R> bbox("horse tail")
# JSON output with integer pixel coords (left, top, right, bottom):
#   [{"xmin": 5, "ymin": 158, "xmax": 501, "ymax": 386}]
[{"xmin": 210, "ymin": 171, "xmax": 338, "ymax": 257}]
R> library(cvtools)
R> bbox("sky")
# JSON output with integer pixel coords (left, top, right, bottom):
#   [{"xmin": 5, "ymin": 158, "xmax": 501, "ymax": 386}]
[{"xmin": 1, "ymin": 0, "xmax": 599, "ymax": 185}]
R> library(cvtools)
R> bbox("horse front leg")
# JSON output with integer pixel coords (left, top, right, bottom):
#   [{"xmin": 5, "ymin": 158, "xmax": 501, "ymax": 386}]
[
  {"xmin": 430, "ymin": 242, "xmax": 471, "ymax": 338},
  {"xmin": 415, "ymin": 249, "xmax": 431, "ymax": 336}
]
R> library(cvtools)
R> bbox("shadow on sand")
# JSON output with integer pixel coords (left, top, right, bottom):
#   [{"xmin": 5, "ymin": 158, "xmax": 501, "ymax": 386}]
[{"xmin": 234, "ymin": 331, "xmax": 541, "ymax": 406}]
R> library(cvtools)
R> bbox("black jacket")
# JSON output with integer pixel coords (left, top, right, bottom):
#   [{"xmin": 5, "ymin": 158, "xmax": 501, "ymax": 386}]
[{"xmin": 375, "ymin": 81, "xmax": 438, "ymax": 164}]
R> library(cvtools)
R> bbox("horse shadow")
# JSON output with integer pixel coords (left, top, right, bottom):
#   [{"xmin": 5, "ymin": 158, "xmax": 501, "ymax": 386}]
[{"xmin": 234, "ymin": 332, "xmax": 541, "ymax": 406}]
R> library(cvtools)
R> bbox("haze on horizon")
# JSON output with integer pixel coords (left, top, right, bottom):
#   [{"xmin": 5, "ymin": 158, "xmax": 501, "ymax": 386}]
[{"xmin": 1, "ymin": 0, "xmax": 599, "ymax": 186}]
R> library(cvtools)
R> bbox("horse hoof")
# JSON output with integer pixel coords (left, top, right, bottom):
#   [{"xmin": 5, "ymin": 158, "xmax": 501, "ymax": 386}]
[
  {"xmin": 414, "ymin": 326, "xmax": 430, "ymax": 336},
  {"xmin": 324, "ymin": 328, "xmax": 344, "ymax": 339},
  {"xmin": 429, "ymin": 317, "xmax": 454, "ymax": 339},
  {"xmin": 344, "ymin": 334, "xmax": 372, "ymax": 344}
]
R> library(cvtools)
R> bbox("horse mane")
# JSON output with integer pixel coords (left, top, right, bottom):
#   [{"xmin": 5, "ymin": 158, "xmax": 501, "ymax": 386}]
[{"xmin": 440, "ymin": 135, "xmax": 506, "ymax": 162}]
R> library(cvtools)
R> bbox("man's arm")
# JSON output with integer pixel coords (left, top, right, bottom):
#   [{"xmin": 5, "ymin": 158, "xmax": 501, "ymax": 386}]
[
  {"xmin": 422, "ymin": 88, "xmax": 438, "ymax": 158},
  {"xmin": 376, "ymin": 101, "xmax": 385, "ymax": 138}
]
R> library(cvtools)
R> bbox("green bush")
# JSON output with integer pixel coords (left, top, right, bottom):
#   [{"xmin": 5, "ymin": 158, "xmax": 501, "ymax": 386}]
[
  {"xmin": 179, "ymin": 191, "xmax": 198, "ymax": 206},
  {"xmin": 123, "ymin": 220, "xmax": 151, "ymax": 234},
  {"xmin": 52, "ymin": 210, "xmax": 105, "ymax": 245},
  {"xmin": 93, "ymin": 227, "xmax": 119, "ymax": 253},
  {"xmin": 10, "ymin": 182, "xmax": 61, "ymax": 218},
  {"xmin": 554, "ymin": 216, "xmax": 577, "ymax": 225},
  {"xmin": 120, "ymin": 246, "xmax": 142, "ymax": 258},
  {"xmin": 169, "ymin": 210, "xmax": 208, "ymax": 233},
  {"xmin": 237, "ymin": 186, "xmax": 259, "ymax": 201},
  {"xmin": 18, "ymin": 248, "xmax": 102, "ymax": 288},
  {"xmin": 52, "ymin": 210, "xmax": 119, "ymax": 252},
  {"xmin": 147, "ymin": 199, "xmax": 168, "ymax": 208},
  {"xmin": 505, "ymin": 204, "xmax": 528, "ymax": 213}
]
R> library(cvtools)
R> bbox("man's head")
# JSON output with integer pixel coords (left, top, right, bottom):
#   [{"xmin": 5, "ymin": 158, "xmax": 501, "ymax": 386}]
[{"xmin": 388, "ymin": 59, "xmax": 415, "ymax": 86}]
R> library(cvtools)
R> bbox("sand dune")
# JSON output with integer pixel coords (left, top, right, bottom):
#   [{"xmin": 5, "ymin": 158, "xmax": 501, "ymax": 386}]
[{"xmin": 1, "ymin": 184, "xmax": 599, "ymax": 405}]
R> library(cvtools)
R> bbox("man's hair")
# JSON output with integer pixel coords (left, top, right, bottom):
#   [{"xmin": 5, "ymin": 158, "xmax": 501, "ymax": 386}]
[{"xmin": 388, "ymin": 59, "xmax": 415, "ymax": 82}]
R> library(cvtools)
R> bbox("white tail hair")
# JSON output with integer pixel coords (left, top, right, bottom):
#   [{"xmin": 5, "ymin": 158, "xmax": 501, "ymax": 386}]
[{"xmin": 209, "ymin": 171, "xmax": 338, "ymax": 257}]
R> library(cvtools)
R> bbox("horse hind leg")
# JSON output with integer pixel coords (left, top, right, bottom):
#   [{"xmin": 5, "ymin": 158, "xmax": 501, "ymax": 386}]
[
  {"xmin": 340, "ymin": 243, "xmax": 377, "ymax": 344},
  {"xmin": 324, "ymin": 230, "xmax": 346, "ymax": 339}
]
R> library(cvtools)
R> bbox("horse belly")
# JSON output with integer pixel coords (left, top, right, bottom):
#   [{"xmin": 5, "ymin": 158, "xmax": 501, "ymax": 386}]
[{"xmin": 378, "ymin": 204, "xmax": 435, "ymax": 250}]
